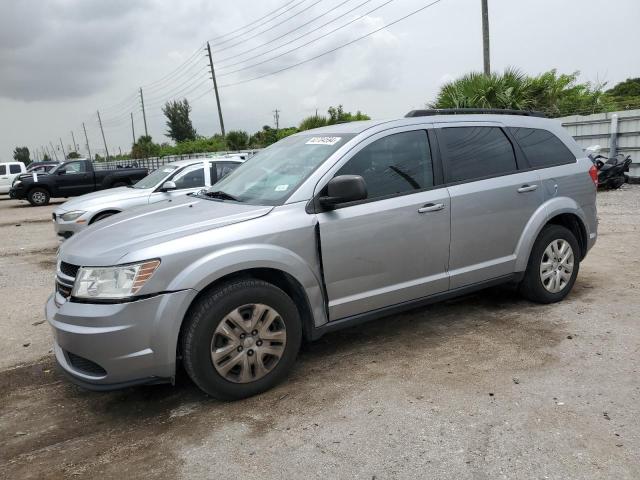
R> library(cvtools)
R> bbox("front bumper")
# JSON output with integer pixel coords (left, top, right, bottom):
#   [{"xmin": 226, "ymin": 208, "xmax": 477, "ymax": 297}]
[
  {"xmin": 9, "ymin": 185, "xmax": 26, "ymax": 199},
  {"xmin": 46, "ymin": 288, "xmax": 198, "ymax": 389}
]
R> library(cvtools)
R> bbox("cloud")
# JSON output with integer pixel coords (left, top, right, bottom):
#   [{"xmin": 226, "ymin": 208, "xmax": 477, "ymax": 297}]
[{"xmin": 0, "ymin": 0, "xmax": 146, "ymax": 101}]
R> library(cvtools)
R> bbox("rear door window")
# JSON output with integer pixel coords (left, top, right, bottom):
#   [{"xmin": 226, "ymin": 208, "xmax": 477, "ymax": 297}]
[
  {"xmin": 9, "ymin": 164, "xmax": 21, "ymax": 174},
  {"xmin": 0, "ymin": 166, "xmax": 6, "ymax": 175},
  {"xmin": 510, "ymin": 127, "xmax": 575, "ymax": 168},
  {"xmin": 439, "ymin": 126, "xmax": 518, "ymax": 183},
  {"xmin": 335, "ymin": 130, "xmax": 433, "ymax": 201},
  {"xmin": 172, "ymin": 164, "xmax": 205, "ymax": 189}
]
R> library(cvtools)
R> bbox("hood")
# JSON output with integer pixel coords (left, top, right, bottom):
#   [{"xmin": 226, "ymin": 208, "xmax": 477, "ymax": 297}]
[
  {"xmin": 55, "ymin": 186, "xmax": 150, "ymax": 213},
  {"xmin": 60, "ymin": 196, "xmax": 273, "ymax": 265}
]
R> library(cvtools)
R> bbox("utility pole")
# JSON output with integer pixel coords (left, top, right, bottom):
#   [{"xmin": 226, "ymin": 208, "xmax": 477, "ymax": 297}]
[
  {"xmin": 273, "ymin": 109, "xmax": 280, "ymax": 131},
  {"xmin": 130, "ymin": 112, "xmax": 136, "ymax": 144},
  {"xmin": 118, "ymin": 146, "xmax": 122, "ymax": 156},
  {"xmin": 59, "ymin": 137, "xmax": 67, "ymax": 160},
  {"xmin": 139, "ymin": 87, "xmax": 149, "ymax": 137},
  {"xmin": 206, "ymin": 41, "xmax": 226, "ymax": 136},
  {"xmin": 96, "ymin": 110, "xmax": 110, "ymax": 160},
  {"xmin": 49, "ymin": 141, "xmax": 59, "ymax": 161},
  {"xmin": 82, "ymin": 122, "xmax": 92, "ymax": 160},
  {"xmin": 481, "ymin": 0, "xmax": 490, "ymax": 75},
  {"xmin": 71, "ymin": 131, "xmax": 78, "ymax": 153}
]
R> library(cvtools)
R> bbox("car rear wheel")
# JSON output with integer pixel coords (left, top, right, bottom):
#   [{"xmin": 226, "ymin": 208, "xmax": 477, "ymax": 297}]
[
  {"xmin": 181, "ymin": 279, "xmax": 301, "ymax": 400},
  {"xmin": 520, "ymin": 224, "xmax": 580, "ymax": 303},
  {"xmin": 27, "ymin": 187, "xmax": 50, "ymax": 206}
]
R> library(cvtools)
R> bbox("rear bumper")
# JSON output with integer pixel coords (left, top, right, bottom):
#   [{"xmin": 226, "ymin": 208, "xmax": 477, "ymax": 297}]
[{"xmin": 46, "ymin": 288, "xmax": 198, "ymax": 388}]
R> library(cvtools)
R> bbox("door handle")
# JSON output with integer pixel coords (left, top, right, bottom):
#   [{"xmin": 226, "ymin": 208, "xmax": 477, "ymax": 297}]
[
  {"xmin": 418, "ymin": 203, "xmax": 445, "ymax": 213},
  {"xmin": 517, "ymin": 184, "xmax": 538, "ymax": 193}
]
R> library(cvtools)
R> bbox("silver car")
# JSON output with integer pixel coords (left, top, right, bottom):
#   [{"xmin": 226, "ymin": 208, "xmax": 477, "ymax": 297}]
[
  {"xmin": 47, "ymin": 110, "xmax": 598, "ymax": 399},
  {"xmin": 52, "ymin": 156, "xmax": 243, "ymax": 239}
]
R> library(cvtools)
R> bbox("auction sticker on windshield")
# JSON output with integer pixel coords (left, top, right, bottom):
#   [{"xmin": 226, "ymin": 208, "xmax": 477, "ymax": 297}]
[{"xmin": 306, "ymin": 137, "xmax": 341, "ymax": 146}]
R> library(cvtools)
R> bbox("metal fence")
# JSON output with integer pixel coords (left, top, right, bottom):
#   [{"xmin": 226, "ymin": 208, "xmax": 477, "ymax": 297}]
[
  {"xmin": 559, "ymin": 109, "xmax": 640, "ymax": 179},
  {"xmin": 93, "ymin": 150, "xmax": 262, "ymax": 171}
]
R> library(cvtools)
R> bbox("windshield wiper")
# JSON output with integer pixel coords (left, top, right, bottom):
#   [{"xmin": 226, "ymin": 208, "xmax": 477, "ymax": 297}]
[{"xmin": 204, "ymin": 190, "xmax": 241, "ymax": 202}]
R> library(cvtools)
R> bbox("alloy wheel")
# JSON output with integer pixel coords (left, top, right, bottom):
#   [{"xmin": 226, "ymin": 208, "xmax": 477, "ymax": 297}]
[
  {"xmin": 539, "ymin": 239, "xmax": 574, "ymax": 293},
  {"xmin": 211, "ymin": 303, "xmax": 287, "ymax": 383}
]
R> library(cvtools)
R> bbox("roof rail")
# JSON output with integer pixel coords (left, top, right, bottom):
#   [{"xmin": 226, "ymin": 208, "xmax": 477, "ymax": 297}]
[{"xmin": 405, "ymin": 108, "xmax": 546, "ymax": 118}]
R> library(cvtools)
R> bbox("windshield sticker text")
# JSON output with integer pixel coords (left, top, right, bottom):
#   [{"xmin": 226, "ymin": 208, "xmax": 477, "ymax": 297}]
[
  {"xmin": 275, "ymin": 184, "xmax": 289, "ymax": 192},
  {"xmin": 306, "ymin": 137, "xmax": 341, "ymax": 146}
]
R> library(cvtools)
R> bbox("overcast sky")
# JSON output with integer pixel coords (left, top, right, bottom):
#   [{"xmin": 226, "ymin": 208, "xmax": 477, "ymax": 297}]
[{"xmin": 1, "ymin": 0, "xmax": 639, "ymax": 161}]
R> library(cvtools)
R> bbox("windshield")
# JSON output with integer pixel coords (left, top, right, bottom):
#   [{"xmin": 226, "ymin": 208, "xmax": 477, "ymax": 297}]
[
  {"xmin": 132, "ymin": 165, "xmax": 178, "ymax": 189},
  {"xmin": 203, "ymin": 134, "xmax": 354, "ymax": 205}
]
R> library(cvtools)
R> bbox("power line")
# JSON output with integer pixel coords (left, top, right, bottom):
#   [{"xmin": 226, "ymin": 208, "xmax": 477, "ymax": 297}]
[
  {"xmin": 216, "ymin": 0, "xmax": 369, "ymax": 68},
  {"xmin": 219, "ymin": 0, "xmax": 444, "ymax": 88},
  {"xmin": 212, "ymin": 0, "xmax": 325, "ymax": 54},
  {"xmin": 209, "ymin": 0, "xmax": 301, "ymax": 43},
  {"xmin": 218, "ymin": 0, "xmax": 395, "ymax": 78}
]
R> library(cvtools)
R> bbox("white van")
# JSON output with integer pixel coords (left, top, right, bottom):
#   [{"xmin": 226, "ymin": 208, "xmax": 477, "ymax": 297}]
[{"xmin": 0, "ymin": 162, "xmax": 27, "ymax": 194}]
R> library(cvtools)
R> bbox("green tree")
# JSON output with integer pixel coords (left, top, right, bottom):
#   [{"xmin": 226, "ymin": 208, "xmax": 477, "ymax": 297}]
[
  {"xmin": 42, "ymin": 153, "xmax": 51, "ymax": 162},
  {"xmin": 249, "ymin": 126, "xmax": 279, "ymax": 147},
  {"xmin": 430, "ymin": 68, "xmax": 614, "ymax": 117},
  {"xmin": 606, "ymin": 77, "xmax": 640, "ymax": 110},
  {"xmin": 299, "ymin": 114, "xmax": 328, "ymax": 131},
  {"xmin": 131, "ymin": 135, "xmax": 161, "ymax": 159},
  {"xmin": 225, "ymin": 130, "xmax": 249, "ymax": 150},
  {"xmin": 327, "ymin": 105, "xmax": 370, "ymax": 124},
  {"xmin": 13, "ymin": 146, "xmax": 31, "ymax": 165},
  {"xmin": 162, "ymin": 99, "xmax": 197, "ymax": 143},
  {"xmin": 67, "ymin": 151, "xmax": 81, "ymax": 159},
  {"xmin": 276, "ymin": 127, "xmax": 298, "ymax": 140}
]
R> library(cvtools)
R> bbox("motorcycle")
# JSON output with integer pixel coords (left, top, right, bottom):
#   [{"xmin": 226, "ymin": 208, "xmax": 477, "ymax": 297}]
[{"xmin": 591, "ymin": 153, "xmax": 632, "ymax": 190}]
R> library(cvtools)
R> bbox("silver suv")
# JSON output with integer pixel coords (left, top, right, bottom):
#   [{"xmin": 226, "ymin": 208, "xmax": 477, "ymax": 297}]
[{"xmin": 47, "ymin": 110, "xmax": 598, "ymax": 399}]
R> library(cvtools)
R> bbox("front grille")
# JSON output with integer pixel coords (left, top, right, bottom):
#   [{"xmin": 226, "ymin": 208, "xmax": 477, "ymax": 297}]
[
  {"xmin": 60, "ymin": 261, "xmax": 80, "ymax": 278},
  {"xmin": 66, "ymin": 351, "xmax": 107, "ymax": 376}
]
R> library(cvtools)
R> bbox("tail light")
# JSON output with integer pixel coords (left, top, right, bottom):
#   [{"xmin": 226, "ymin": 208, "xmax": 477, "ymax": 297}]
[{"xmin": 589, "ymin": 164, "xmax": 598, "ymax": 187}]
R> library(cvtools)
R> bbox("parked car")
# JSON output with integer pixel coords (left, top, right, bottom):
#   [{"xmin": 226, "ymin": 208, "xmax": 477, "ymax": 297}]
[
  {"xmin": 0, "ymin": 162, "xmax": 26, "ymax": 194},
  {"xmin": 52, "ymin": 156, "xmax": 243, "ymax": 240},
  {"xmin": 48, "ymin": 109, "xmax": 598, "ymax": 400},
  {"xmin": 27, "ymin": 161, "xmax": 59, "ymax": 173},
  {"xmin": 10, "ymin": 159, "xmax": 148, "ymax": 206}
]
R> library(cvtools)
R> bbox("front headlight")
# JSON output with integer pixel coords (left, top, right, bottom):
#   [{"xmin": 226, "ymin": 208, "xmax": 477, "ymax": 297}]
[
  {"xmin": 72, "ymin": 259, "xmax": 160, "ymax": 299},
  {"xmin": 60, "ymin": 210, "xmax": 86, "ymax": 221}
]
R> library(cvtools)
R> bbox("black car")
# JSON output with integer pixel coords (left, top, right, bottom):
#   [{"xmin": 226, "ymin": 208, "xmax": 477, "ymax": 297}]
[{"xmin": 11, "ymin": 159, "xmax": 148, "ymax": 206}]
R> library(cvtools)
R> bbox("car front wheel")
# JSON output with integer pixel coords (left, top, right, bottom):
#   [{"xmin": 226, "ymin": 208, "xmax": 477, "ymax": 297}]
[
  {"xmin": 27, "ymin": 187, "xmax": 50, "ymax": 206},
  {"xmin": 181, "ymin": 279, "xmax": 302, "ymax": 400}
]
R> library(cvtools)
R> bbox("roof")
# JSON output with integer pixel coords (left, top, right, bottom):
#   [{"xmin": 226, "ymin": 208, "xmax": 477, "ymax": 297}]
[
  {"xmin": 167, "ymin": 155, "xmax": 245, "ymax": 168},
  {"xmin": 296, "ymin": 112, "xmax": 561, "ymax": 136}
]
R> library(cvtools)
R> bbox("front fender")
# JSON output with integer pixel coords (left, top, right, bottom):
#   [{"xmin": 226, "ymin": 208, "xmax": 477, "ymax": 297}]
[
  {"xmin": 514, "ymin": 196, "xmax": 588, "ymax": 272},
  {"xmin": 166, "ymin": 243, "xmax": 328, "ymax": 328}
]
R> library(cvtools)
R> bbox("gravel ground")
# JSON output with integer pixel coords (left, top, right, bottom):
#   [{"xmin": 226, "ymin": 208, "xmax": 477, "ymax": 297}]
[{"xmin": 0, "ymin": 187, "xmax": 639, "ymax": 480}]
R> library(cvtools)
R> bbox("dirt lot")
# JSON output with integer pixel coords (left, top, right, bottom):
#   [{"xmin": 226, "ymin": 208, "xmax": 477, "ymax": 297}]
[{"xmin": 1, "ymin": 189, "xmax": 639, "ymax": 480}]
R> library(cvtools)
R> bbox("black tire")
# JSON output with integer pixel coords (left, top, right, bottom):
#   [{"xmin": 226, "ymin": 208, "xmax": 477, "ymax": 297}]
[
  {"xmin": 181, "ymin": 279, "xmax": 302, "ymax": 400},
  {"xmin": 27, "ymin": 187, "xmax": 50, "ymax": 206},
  {"xmin": 90, "ymin": 212, "xmax": 117, "ymax": 224},
  {"xmin": 519, "ymin": 224, "xmax": 580, "ymax": 304}
]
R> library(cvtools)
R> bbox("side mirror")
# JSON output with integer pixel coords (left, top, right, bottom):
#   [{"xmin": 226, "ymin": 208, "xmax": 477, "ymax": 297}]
[
  {"xmin": 57, "ymin": 169, "xmax": 66, "ymax": 175},
  {"xmin": 319, "ymin": 175, "xmax": 367, "ymax": 209},
  {"xmin": 160, "ymin": 181, "xmax": 177, "ymax": 192}
]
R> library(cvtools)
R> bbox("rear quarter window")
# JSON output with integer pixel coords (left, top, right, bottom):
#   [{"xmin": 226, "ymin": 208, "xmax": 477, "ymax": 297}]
[
  {"xmin": 0, "ymin": 165, "xmax": 6, "ymax": 175},
  {"xmin": 510, "ymin": 127, "xmax": 575, "ymax": 168}
]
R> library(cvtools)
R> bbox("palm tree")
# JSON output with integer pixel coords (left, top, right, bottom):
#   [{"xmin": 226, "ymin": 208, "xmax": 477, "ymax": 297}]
[{"xmin": 430, "ymin": 68, "xmax": 613, "ymax": 117}]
